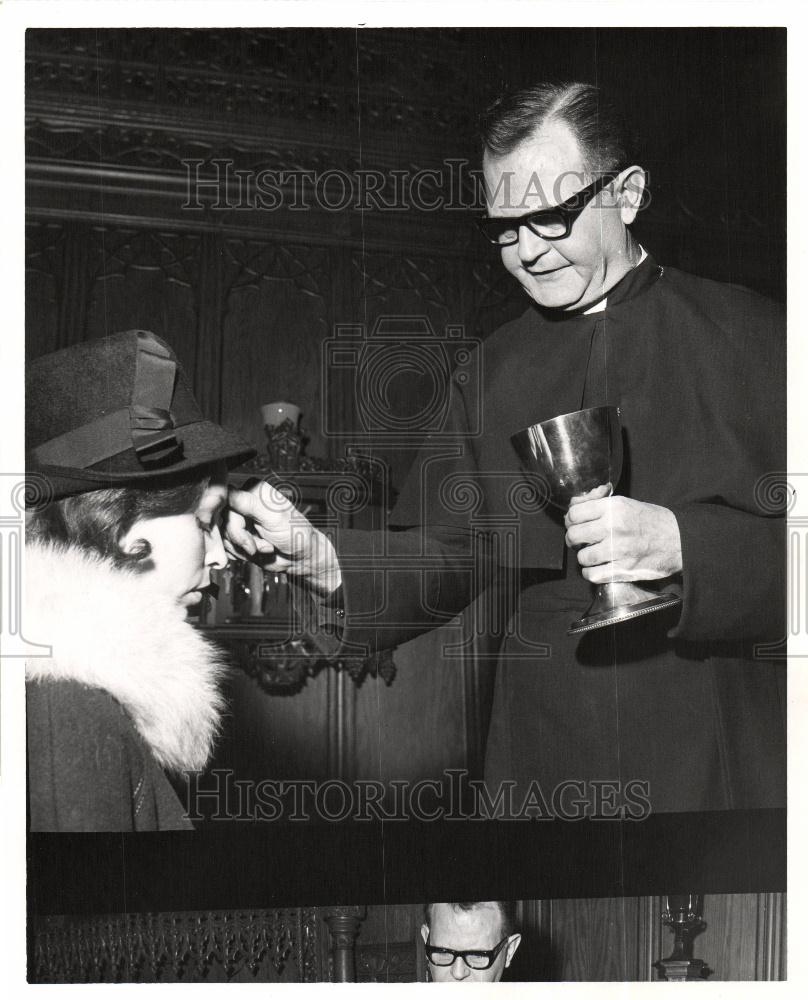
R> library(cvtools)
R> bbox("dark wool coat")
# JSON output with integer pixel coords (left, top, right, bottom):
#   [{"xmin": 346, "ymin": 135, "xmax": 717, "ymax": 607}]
[
  {"xmin": 27, "ymin": 681, "xmax": 193, "ymax": 831},
  {"xmin": 334, "ymin": 254, "xmax": 786, "ymax": 814},
  {"xmin": 25, "ymin": 541, "xmax": 227, "ymax": 832}
]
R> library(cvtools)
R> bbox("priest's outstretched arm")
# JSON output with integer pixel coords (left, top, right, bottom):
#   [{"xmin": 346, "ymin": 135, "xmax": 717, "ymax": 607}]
[{"xmin": 224, "ymin": 480, "xmax": 495, "ymax": 653}]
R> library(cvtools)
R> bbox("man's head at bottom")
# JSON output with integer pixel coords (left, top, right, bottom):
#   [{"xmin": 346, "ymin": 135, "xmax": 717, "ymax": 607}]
[{"xmin": 421, "ymin": 901, "xmax": 522, "ymax": 982}]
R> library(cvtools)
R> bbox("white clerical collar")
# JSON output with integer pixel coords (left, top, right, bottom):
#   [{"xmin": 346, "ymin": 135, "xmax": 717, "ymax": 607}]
[{"xmin": 583, "ymin": 245, "xmax": 648, "ymax": 314}]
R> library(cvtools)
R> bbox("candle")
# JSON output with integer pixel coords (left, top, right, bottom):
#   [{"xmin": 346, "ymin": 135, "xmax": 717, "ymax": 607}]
[{"xmin": 248, "ymin": 563, "xmax": 264, "ymax": 617}]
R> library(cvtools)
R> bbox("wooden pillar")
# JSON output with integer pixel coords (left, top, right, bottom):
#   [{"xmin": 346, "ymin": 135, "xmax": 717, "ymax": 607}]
[{"xmin": 323, "ymin": 906, "xmax": 366, "ymax": 982}]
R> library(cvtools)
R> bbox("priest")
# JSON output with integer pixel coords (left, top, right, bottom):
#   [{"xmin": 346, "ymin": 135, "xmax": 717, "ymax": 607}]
[{"xmin": 226, "ymin": 82, "xmax": 785, "ymax": 815}]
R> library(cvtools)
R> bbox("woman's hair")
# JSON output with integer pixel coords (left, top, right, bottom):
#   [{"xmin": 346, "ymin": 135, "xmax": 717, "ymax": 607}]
[{"xmin": 26, "ymin": 469, "xmax": 211, "ymax": 569}]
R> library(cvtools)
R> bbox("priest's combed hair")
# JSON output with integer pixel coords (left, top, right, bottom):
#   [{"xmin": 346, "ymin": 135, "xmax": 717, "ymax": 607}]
[{"xmin": 479, "ymin": 81, "xmax": 639, "ymax": 174}]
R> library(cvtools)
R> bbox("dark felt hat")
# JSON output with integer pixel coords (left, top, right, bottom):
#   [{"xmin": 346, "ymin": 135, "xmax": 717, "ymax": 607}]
[{"xmin": 26, "ymin": 330, "xmax": 256, "ymax": 503}]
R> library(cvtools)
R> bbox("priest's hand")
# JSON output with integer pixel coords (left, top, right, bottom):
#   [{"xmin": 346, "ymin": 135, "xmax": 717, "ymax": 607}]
[
  {"xmin": 224, "ymin": 481, "xmax": 342, "ymax": 596},
  {"xmin": 564, "ymin": 486, "xmax": 683, "ymax": 583}
]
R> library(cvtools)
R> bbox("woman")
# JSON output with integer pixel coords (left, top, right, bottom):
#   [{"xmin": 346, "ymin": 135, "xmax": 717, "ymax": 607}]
[{"xmin": 25, "ymin": 330, "xmax": 255, "ymax": 831}]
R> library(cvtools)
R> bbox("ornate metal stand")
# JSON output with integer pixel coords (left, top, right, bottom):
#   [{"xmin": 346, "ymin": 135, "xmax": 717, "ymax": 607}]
[
  {"xmin": 654, "ymin": 894, "xmax": 711, "ymax": 981},
  {"xmin": 198, "ymin": 452, "xmax": 395, "ymax": 693}
]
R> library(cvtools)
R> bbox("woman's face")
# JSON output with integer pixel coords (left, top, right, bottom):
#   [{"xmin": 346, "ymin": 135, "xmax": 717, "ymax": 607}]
[{"xmin": 121, "ymin": 473, "xmax": 229, "ymax": 611}]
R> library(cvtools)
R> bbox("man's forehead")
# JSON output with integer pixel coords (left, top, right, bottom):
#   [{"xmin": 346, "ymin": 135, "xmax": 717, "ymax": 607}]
[
  {"xmin": 487, "ymin": 118, "xmax": 582, "ymax": 164},
  {"xmin": 431, "ymin": 903, "xmax": 502, "ymax": 941},
  {"xmin": 483, "ymin": 119, "xmax": 587, "ymax": 211}
]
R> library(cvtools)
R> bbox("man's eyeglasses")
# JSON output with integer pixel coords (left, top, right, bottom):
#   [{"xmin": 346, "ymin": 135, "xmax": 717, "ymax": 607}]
[
  {"xmin": 477, "ymin": 170, "xmax": 620, "ymax": 246},
  {"xmin": 424, "ymin": 935, "xmax": 510, "ymax": 971}
]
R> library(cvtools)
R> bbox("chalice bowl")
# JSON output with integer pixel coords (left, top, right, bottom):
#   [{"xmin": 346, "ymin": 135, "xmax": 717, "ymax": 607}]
[{"xmin": 511, "ymin": 405, "xmax": 681, "ymax": 635}]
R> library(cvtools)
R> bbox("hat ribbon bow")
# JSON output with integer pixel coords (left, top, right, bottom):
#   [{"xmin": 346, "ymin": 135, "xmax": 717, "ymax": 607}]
[{"xmin": 130, "ymin": 333, "xmax": 184, "ymax": 468}]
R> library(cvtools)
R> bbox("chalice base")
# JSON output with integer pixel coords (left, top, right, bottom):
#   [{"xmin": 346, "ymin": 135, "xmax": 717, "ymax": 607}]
[{"xmin": 568, "ymin": 581, "xmax": 682, "ymax": 636}]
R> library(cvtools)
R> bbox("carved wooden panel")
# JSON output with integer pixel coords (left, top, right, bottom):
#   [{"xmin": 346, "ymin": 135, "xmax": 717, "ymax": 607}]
[
  {"xmin": 25, "ymin": 222, "xmax": 64, "ymax": 357},
  {"xmin": 29, "ymin": 908, "xmax": 323, "ymax": 983},
  {"xmin": 84, "ymin": 227, "xmax": 201, "ymax": 370},
  {"xmin": 342, "ymin": 248, "xmax": 478, "ymax": 487},
  {"xmin": 220, "ymin": 240, "xmax": 331, "ymax": 453},
  {"xmin": 351, "ymin": 249, "xmax": 453, "ymax": 323},
  {"xmin": 356, "ymin": 942, "xmax": 421, "ymax": 983},
  {"xmin": 25, "ymin": 28, "xmax": 492, "ymax": 142},
  {"xmin": 355, "ymin": 902, "xmax": 425, "ymax": 983},
  {"xmin": 466, "ymin": 255, "xmax": 527, "ymax": 338}
]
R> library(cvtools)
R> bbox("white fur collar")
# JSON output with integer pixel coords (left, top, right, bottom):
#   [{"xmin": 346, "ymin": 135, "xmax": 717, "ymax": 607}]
[{"xmin": 25, "ymin": 541, "xmax": 227, "ymax": 774}]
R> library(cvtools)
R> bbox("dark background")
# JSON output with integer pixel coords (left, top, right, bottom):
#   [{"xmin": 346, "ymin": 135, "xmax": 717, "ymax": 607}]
[{"xmin": 29, "ymin": 811, "xmax": 785, "ymax": 915}]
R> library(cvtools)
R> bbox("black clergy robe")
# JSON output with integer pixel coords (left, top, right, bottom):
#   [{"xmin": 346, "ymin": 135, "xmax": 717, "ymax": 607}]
[{"xmin": 332, "ymin": 253, "xmax": 786, "ymax": 814}]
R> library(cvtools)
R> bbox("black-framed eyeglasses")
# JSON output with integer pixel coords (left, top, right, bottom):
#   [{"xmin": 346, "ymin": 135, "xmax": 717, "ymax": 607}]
[
  {"xmin": 424, "ymin": 935, "xmax": 510, "ymax": 971},
  {"xmin": 477, "ymin": 170, "xmax": 620, "ymax": 246}
]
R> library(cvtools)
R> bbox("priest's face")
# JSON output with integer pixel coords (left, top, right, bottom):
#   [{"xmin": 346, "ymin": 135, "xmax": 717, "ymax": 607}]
[{"xmin": 483, "ymin": 120, "xmax": 639, "ymax": 311}]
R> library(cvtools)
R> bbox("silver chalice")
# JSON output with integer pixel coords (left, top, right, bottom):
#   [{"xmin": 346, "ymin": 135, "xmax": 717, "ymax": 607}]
[{"xmin": 511, "ymin": 405, "xmax": 681, "ymax": 635}]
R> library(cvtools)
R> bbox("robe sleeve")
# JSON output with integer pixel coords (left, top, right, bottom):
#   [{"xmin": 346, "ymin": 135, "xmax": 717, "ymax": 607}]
[
  {"xmin": 330, "ymin": 522, "xmax": 483, "ymax": 654},
  {"xmin": 664, "ymin": 277, "xmax": 786, "ymax": 647},
  {"xmin": 668, "ymin": 503, "xmax": 785, "ymax": 644},
  {"xmin": 318, "ymin": 361, "xmax": 499, "ymax": 655}
]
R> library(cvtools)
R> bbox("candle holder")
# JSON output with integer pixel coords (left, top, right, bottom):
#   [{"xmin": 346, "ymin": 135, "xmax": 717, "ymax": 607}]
[
  {"xmin": 654, "ymin": 894, "xmax": 711, "ymax": 981},
  {"xmin": 261, "ymin": 401, "xmax": 304, "ymax": 470}
]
